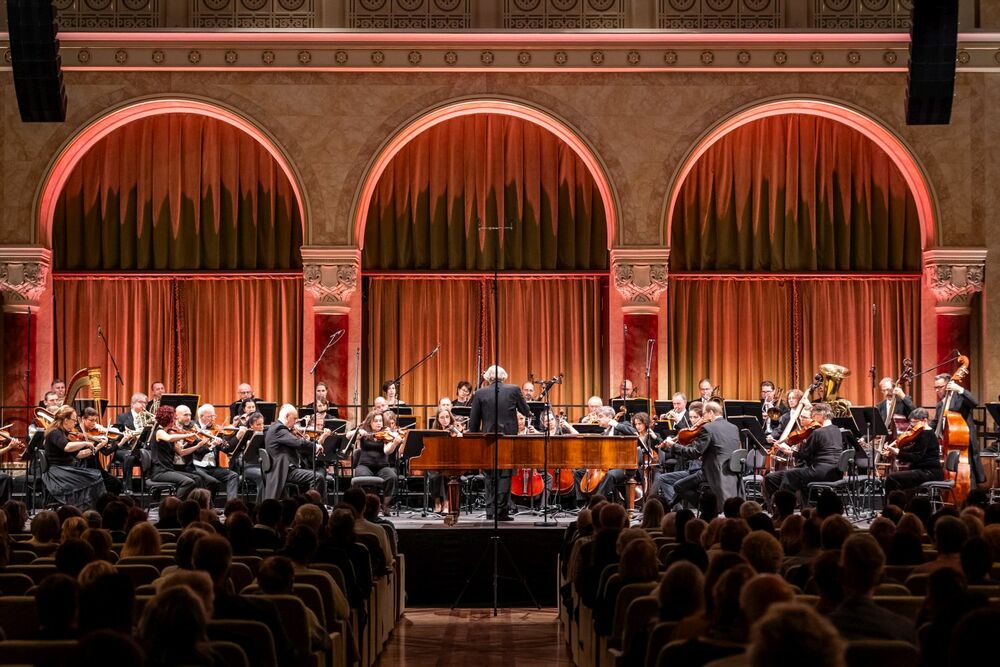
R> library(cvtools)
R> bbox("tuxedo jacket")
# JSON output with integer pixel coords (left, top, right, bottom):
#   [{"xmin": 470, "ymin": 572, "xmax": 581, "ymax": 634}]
[{"xmin": 468, "ymin": 382, "xmax": 531, "ymax": 436}]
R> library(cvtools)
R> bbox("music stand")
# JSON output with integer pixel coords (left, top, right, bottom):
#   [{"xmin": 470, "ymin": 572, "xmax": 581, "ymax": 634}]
[
  {"xmin": 255, "ymin": 402, "xmax": 277, "ymax": 425},
  {"xmin": 723, "ymin": 401, "xmax": 760, "ymax": 419},
  {"xmin": 451, "ymin": 405, "xmax": 472, "ymax": 419},
  {"xmin": 610, "ymin": 397, "xmax": 650, "ymax": 421},
  {"xmin": 653, "ymin": 400, "xmax": 673, "ymax": 417},
  {"xmin": 573, "ymin": 423, "xmax": 605, "ymax": 435},
  {"xmin": 395, "ymin": 429, "xmax": 438, "ymax": 516},
  {"xmin": 651, "ymin": 421, "xmax": 678, "ymax": 442},
  {"xmin": 525, "ymin": 401, "xmax": 547, "ymax": 428},
  {"xmin": 728, "ymin": 416, "xmax": 769, "ymax": 454},
  {"xmin": 73, "ymin": 398, "xmax": 109, "ymax": 418},
  {"xmin": 160, "ymin": 393, "xmax": 200, "ymax": 414}
]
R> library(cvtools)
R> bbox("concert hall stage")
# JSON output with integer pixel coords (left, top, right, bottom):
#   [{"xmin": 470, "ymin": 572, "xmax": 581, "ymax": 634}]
[{"xmin": 393, "ymin": 513, "xmax": 565, "ymax": 607}]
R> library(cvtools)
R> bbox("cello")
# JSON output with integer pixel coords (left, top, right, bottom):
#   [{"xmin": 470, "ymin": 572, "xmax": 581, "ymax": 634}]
[{"xmin": 936, "ymin": 354, "xmax": 972, "ymax": 502}]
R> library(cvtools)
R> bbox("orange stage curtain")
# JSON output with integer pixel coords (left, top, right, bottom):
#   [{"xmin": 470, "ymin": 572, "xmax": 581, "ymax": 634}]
[
  {"xmin": 671, "ymin": 114, "xmax": 922, "ymax": 272},
  {"xmin": 364, "ymin": 114, "xmax": 608, "ymax": 271},
  {"xmin": 54, "ymin": 275, "xmax": 302, "ymax": 408},
  {"xmin": 365, "ymin": 277, "xmax": 604, "ymax": 416},
  {"xmin": 666, "ymin": 276, "xmax": 920, "ymax": 402},
  {"xmin": 52, "ymin": 114, "xmax": 302, "ymax": 271}
]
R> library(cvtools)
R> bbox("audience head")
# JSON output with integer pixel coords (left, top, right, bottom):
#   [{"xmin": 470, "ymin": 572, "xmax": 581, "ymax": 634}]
[
  {"xmin": 867, "ymin": 516, "xmax": 896, "ymax": 556},
  {"xmin": 719, "ymin": 518, "xmax": 750, "ymax": 552},
  {"xmin": 711, "ymin": 564, "xmax": 755, "ymax": 631},
  {"xmin": 101, "ymin": 501, "xmax": 128, "ymax": 532},
  {"xmin": 78, "ymin": 559, "xmax": 117, "ymax": 586},
  {"xmin": 174, "ymin": 527, "xmax": 210, "ymax": 570},
  {"xmin": 747, "ymin": 512, "xmax": 775, "ymax": 536},
  {"xmin": 983, "ymin": 524, "xmax": 1000, "ymax": 562},
  {"xmin": 157, "ymin": 496, "xmax": 181, "ymax": 524},
  {"xmin": 674, "ymin": 509, "xmax": 695, "ymax": 543},
  {"xmin": 740, "ymin": 531, "xmax": 784, "ymax": 574},
  {"xmin": 905, "ymin": 496, "xmax": 933, "ymax": 531},
  {"xmin": 343, "ymin": 487, "xmax": 367, "ymax": 516},
  {"xmin": 820, "ymin": 515, "xmax": 853, "ymax": 551},
  {"xmin": 139, "ymin": 586, "xmax": 209, "ymax": 665},
  {"xmin": 156, "ymin": 570, "xmax": 215, "ymax": 617},
  {"xmin": 740, "ymin": 573, "xmax": 794, "ymax": 621},
  {"xmin": 665, "ymin": 542, "xmax": 709, "ymax": 572},
  {"xmin": 812, "ymin": 549, "xmax": 844, "ymax": 610},
  {"xmin": 327, "ymin": 508, "xmax": 358, "ymax": 544},
  {"xmin": 778, "ymin": 514, "xmax": 804, "ymax": 556},
  {"xmin": 934, "ymin": 515, "xmax": 970, "ymax": 555},
  {"xmin": 224, "ymin": 511, "xmax": 254, "ymax": 555},
  {"xmin": 257, "ymin": 555, "xmax": 297, "ymax": 595},
  {"xmin": 257, "ymin": 498, "xmax": 282, "ymax": 528},
  {"xmin": 60, "ymin": 516, "xmax": 88, "ymax": 543},
  {"xmin": 815, "ymin": 489, "xmax": 844, "ymax": 519},
  {"xmin": 698, "ymin": 491, "xmax": 719, "ymax": 521},
  {"xmin": 739, "ymin": 501, "xmax": 763, "ymax": 520},
  {"xmin": 960, "ymin": 537, "xmax": 991, "ymax": 583},
  {"xmin": 703, "ymin": 552, "xmax": 750, "ymax": 615},
  {"xmin": 839, "ymin": 533, "xmax": 884, "ymax": 596},
  {"xmin": 618, "ymin": 539, "xmax": 658, "ymax": 583},
  {"xmin": 684, "ymin": 518, "xmax": 708, "ymax": 546},
  {"xmin": 282, "ymin": 524, "xmax": 319, "ymax": 565},
  {"xmin": 82, "ymin": 528, "xmax": 114, "ymax": 562},
  {"xmin": 4, "ymin": 500, "xmax": 28, "ymax": 532},
  {"xmin": 722, "ymin": 496, "xmax": 743, "ymax": 519},
  {"xmin": 659, "ymin": 512, "xmax": 676, "ymax": 538},
  {"xmin": 598, "ymin": 503, "xmax": 628, "ymax": 532},
  {"xmin": 772, "ymin": 491, "xmax": 797, "ymax": 522},
  {"xmin": 192, "ymin": 534, "xmax": 232, "ymax": 587},
  {"xmin": 35, "ymin": 573, "xmax": 79, "ymax": 638},
  {"xmin": 79, "ymin": 571, "xmax": 135, "ymax": 635},
  {"xmin": 640, "ymin": 498, "xmax": 664, "ymax": 530},
  {"xmin": 178, "ymin": 500, "xmax": 202, "ymax": 528},
  {"xmin": 31, "ymin": 509, "xmax": 60, "ymax": 543},
  {"xmin": 55, "ymin": 538, "xmax": 95, "ymax": 577},
  {"xmin": 121, "ymin": 521, "xmax": 161, "ymax": 558},
  {"xmin": 293, "ymin": 503, "xmax": 324, "ymax": 534},
  {"xmin": 77, "ymin": 630, "xmax": 144, "ymax": 667},
  {"xmin": 896, "ymin": 512, "xmax": 925, "ymax": 539},
  {"xmin": 749, "ymin": 603, "xmax": 845, "ymax": 667},
  {"xmin": 657, "ymin": 561, "xmax": 705, "ymax": 621}
]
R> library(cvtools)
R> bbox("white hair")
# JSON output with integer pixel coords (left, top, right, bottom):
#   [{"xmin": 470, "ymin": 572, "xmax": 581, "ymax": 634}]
[
  {"xmin": 598, "ymin": 406, "xmax": 616, "ymax": 418},
  {"xmin": 587, "ymin": 395, "xmax": 603, "ymax": 408},
  {"xmin": 483, "ymin": 365, "xmax": 508, "ymax": 382},
  {"xmin": 197, "ymin": 403, "xmax": 215, "ymax": 418},
  {"xmin": 278, "ymin": 403, "xmax": 297, "ymax": 422},
  {"xmin": 130, "ymin": 393, "xmax": 148, "ymax": 404}
]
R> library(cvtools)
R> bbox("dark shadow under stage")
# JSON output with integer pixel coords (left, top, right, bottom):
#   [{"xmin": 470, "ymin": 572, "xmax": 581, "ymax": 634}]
[{"xmin": 393, "ymin": 513, "xmax": 565, "ymax": 607}]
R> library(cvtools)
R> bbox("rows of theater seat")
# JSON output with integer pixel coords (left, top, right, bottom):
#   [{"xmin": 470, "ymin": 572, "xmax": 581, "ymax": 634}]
[
  {"xmin": 559, "ymin": 492, "xmax": 1000, "ymax": 667},
  {"xmin": 0, "ymin": 488, "xmax": 404, "ymax": 667}
]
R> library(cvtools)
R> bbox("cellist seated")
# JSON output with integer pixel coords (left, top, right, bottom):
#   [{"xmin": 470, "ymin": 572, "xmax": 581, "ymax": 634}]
[
  {"xmin": 763, "ymin": 403, "xmax": 843, "ymax": 504},
  {"xmin": 883, "ymin": 408, "xmax": 943, "ymax": 494}
]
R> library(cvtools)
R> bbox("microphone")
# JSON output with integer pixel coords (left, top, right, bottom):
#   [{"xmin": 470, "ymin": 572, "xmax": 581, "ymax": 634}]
[
  {"xmin": 329, "ymin": 329, "xmax": 345, "ymax": 344},
  {"xmin": 432, "ymin": 344, "xmax": 440, "ymax": 357},
  {"xmin": 97, "ymin": 324, "xmax": 103, "ymax": 339}
]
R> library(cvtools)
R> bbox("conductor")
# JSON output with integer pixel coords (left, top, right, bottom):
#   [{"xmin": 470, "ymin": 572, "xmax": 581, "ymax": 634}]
[{"xmin": 468, "ymin": 365, "xmax": 531, "ymax": 522}]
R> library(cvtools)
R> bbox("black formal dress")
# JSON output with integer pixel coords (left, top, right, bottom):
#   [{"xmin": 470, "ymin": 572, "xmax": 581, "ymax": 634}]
[
  {"xmin": 263, "ymin": 422, "xmax": 326, "ymax": 500},
  {"xmin": 468, "ymin": 380, "xmax": 531, "ymax": 519},
  {"xmin": 930, "ymin": 388, "xmax": 984, "ymax": 485},
  {"xmin": 670, "ymin": 418, "xmax": 740, "ymax": 514},
  {"xmin": 41, "ymin": 429, "xmax": 104, "ymax": 507},
  {"xmin": 226, "ymin": 429, "xmax": 263, "ymax": 502},
  {"xmin": 764, "ymin": 424, "xmax": 843, "ymax": 497},
  {"xmin": 884, "ymin": 429, "xmax": 944, "ymax": 493}
]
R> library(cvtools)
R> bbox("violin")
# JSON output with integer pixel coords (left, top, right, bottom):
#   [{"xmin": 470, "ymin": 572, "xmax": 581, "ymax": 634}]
[
  {"xmin": 785, "ymin": 419, "xmax": 822, "ymax": 447},
  {"xmin": 0, "ymin": 425, "xmax": 25, "ymax": 455},
  {"xmin": 373, "ymin": 429, "xmax": 398, "ymax": 443},
  {"xmin": 677, "ymin": 415, "xmax": 712, "ymax": 445}
]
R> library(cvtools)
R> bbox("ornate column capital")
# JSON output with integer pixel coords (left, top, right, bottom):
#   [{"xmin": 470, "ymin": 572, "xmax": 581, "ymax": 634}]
[
  {"xmin": 611, "ymin": 248, "xmax": 670, "ymax": 310},
  {"xmin": 301, "ymin": 247, "xmax": 360, "ymax": 314},
  {"xmin": 923, "ymin": 248, "xmax": 986, "ymax": 315},
  {"xmin": 0, "ymin": 246, "xmax": 51, "ymax": 313}
]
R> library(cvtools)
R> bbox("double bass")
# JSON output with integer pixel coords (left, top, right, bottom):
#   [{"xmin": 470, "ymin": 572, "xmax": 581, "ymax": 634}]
[{"xmin": 936, "ymin": 354, "xmax": 972, "ymax": 502}]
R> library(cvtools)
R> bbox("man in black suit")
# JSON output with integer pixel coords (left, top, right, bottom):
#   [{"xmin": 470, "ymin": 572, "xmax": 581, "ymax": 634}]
[
  {"xmin": 468, "ymin": 365, "xmax": 531, "ymax": 521},
  {"xmin": 230, "ymin": 382, "xmax": 262, "ymax": 420},
  {"xmin": 667, "ymin": 401, "xmax": 739, "ymax": 514},
  {"xmin": 929, "ymin": 372, "xmax": 984, "ymax": 486},
  {"xmin": 593, "ymin": 406, "xmax": 638, "ymax": 501},
  {"xmin": 875, "ymin": 376, "xmax": 915, "ymax": 425},
  {"xmin": 759, "ymin": 380, "xmax": 788, "ymax": 435},
  {"xmin": 764, "ymin": 402, "xmax": 843, "ymax": 501},
  {"xmin": 113, "ymin": 392, "xmax": 148, "ymax": 490},
  {"xmin": 263, "ymin": 404, "xmax": 326, "ymax": 501}
]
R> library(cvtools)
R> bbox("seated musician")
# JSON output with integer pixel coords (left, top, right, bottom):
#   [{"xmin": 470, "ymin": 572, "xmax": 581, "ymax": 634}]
[
  {"xmin": 428, "ymin": 407, "xmax": 464, "ymax": 513},
  {"xmin": 263, "ymin": 404, "xmax": 327, "ymax": 501},
  {"xmin": 580, "ymin": 396, "xmax": 604, "ymax": 424},
  {"xmin": 192, "ymin": 404, "xmax": 240, "ymax": 502},
  {"xmin": 113, "ymin": 392, "xmax": 149, "ymax": 490},
  {"xmin": 650, "ymin": 402, "xmax": 705, "ymax": 508},
  {"xmin": 760, "ymin": 380, "xmax": 787, "ymax": 435},
  {"xmin": 372, "ymin": 396, "xmax": 389, "ymax": 415},
  {"xmin": 148, "ymin": 381, "xmax": 166, "ymax": 413},
  {"xmin": 0, "ymin": 428, "xmax": 25, "ymax": 504},
  {"xmin": 883, "ymin": 408, "xmax": 944, "ymax": 494},
  {"xmin": 233, "ymin": 398, "xmax": 258, "ymax": 427},
  {"xmin": 664, "ymin": 400, "xmax": 740, "ymax": 515},
  {"xmin": 541, "ymin": 410, "xmax": 578, "ymax": 436},
  {"xmin": 226, "ymin": 410, "xmax": 265, "ymax": 502},
  {"xmin": 697, "ymin": 378, "xmax": 715, "ymax": 403},
  {"xmin": 877, "ymin": 377, "xmax": 915, "ymax": 423},
  {"xmin": 453, "ymin": 380, "xmax": 473, "ymax": 408},
  {"xmin": 382, "ymin": 381, "xmax": 409, "ymax": 414},
  {"xmin": 763, "ymin": 402, "xmax": 843, "ymax": 502},
  {"xmin": 38, "ymin": 380, "xmax": 66, "ymax": 408},
  {"xmin": 659, "ymin": 392, "xmax": 690, "ymax": 428},
  {"xmin": 230, "ymin": 383, "xmax": 262, "ymax": 420},
  {"xmin": 585, "ymin": 406, "xmax": 637, "ymax": 502},
  {"xmin": 350, "ymin": 410, "xmax": 403, "ymax": 514},
  {"xmin": 76, "ymin": 407, "xmax": 123, "ymax": 495},
  {"xmin": 154, "ymin": 405, "xmax": 211, "ymax": 499},
  {"xmin": 305, "ymin": 381, "xmax": 340, "ymax": 426},
  {"xmin": 41, "ymin": 406, "xmax": 107, "ymax": 508},
  {"xmin": 766, "ymin": 389, "xmax": 810, "ymax": 443}
]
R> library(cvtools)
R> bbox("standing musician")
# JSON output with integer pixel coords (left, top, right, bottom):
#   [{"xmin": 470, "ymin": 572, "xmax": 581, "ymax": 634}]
[
  {"xmin": 41, "ymin": 406, "xmax": 106, "ymax": 508},
  {"xmin": 883, "ymin": 408, "xmax": 943, "ymax": 494},
  {"xmin": 763, "ymin": 403, "xmax": 843, "ymax": 502},
  {"xmin": 591, "ymin": 406, "xmax": 638, "ymax": 502},
  {"xmin": 650, "ymin": 402, "xmax": 705, "ymax": 507},
  {"xmin": 350, "ymin": 410, "xmax": 403, "ymax": 515},
  {"xmin": 166, "ymin": 405, "xmax": 219, "ymax": 496},
  {"xmin": 664, "ymin": 401, "xmax": 739, "ymax": 514},
  {"xmin": 697, "ymin": 378, "xmax": 715, "ymax": 403},
  {"xmin": 659, "ymin": 392, "xmax": 690, "ymax": 428},
  {"xmin": 263, "ymin": 404, "xmax": 327, "ymax": 501},
  {"xmin": 760, "ymin": 380, "xmax": 787, "ymax": 434},
  {"xmin": 192, "ymin": 404, "xmax": 240, "ymax": 502},
  {"xmin": 76, "ymin": 407, "xmax": 124, "ymax": 495},
  {"xmin": 766, "ymin": 389, "xmax": 810, "ymax": 443},
  {"xmin": 929, "ymin": 373, "xmax": 984, "ymax": 487},
  {"xmin": 148, "ymin": 381, "xmax": 166, "ymax": 414},
  {"xmin": 304, "ymin": 381, "xmax": 340, "ymax": 428},
  {"xmin": 230, "ymin": 383, "xmax": 263, "ymax": 420},
  {"xmin": 580, "ymin": 396, "xmax": 604, "ymax": 424},
  {"xmin": 114, "ymin": 392, "xmax": 150, "ymax": 491},
  {"xmin": 876, "ymin": 377, "xmax": 915, "ymax": 423},
  {"xmin": 428, "ymin": 407, "xmax": 464, "ymax": 513},
  {"xmin": 226, "ymin": 411, "xmax": 265, "ymax": 502},
  {"xmin": 454, "ymin": 380, "xmax": 474, "ymax": 408},
  {"xmin": 468, "ymin": 365, "xmax": 532, "ymax": 522}
]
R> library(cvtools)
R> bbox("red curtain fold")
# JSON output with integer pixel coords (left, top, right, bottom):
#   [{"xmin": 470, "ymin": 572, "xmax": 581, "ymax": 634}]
[
  {"xmin": 671, "ymin": 114, "xmax": 922, "ymax": 272},
  {"xmin": 667, "ymin": 276, "xmax": 920, "ymax": 402},
  {"xmin": 54, "ymin": 275, "xmax": 302, "ymax": 408},
  {"xmin": 52, "ymin": 114, "xmax": 303, "ymax": 271},
  {"xmin": 365, "ymin": 276, "xmax": 604, "ymax": 414}
]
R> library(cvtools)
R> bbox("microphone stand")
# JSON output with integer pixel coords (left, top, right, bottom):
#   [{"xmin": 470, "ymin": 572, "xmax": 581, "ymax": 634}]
[
  {"xmin": 387, "ymin": 344, "xmax": 440, "ymax": 419},
  {"xmin": 98, "ymin": 326, "xmax": 125, "ymax": 418},
  {"xmin": 534, "ymin": 375, "xmax": 562, "ymax": 527},
  {"xmin": 308, "ymin": 329, "xmax": 344, "ymax": 504}
]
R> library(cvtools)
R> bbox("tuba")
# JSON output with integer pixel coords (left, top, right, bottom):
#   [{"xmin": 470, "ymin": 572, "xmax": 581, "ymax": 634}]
[{"xmin": 818, "ymin": 364, "xmax": 852, "ymax": 417}]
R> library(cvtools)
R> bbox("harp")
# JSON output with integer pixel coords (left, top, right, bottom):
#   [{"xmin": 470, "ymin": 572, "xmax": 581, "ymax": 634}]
[{"xmin": 66, "ymin": 367, "xmax": 103, "ymax": 414}]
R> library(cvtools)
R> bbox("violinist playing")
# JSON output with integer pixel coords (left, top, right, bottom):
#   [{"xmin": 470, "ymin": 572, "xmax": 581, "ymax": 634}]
[
  {"xmin": 663, "ymin": 401, "xmax": 739, "ymax": 515},
  {"xmin": 350, "ymin": 410, "xmax": 402, "ymax": 515},
  {"xmin": 76, "ymin": 407, "xmax": 124, "ymax": 495},
  {"xmin": 649, "ymin": 402, "xmax": 705, "ymax": 507},
  {"xmin": 150, "ymin": 405, "xmax": 208, "ymax": 500},
  {"xmin": 193, "ymin": 404, "xmax": 240, "ymax": 502},
  {"xmin": 763, "ymin": 403, "xmax": 843, "ymax": 503},
  {"xmin": 427, "ymin": 408, "xmax": 463, "ymax": 513},
  {"xmin": 41, "ymin": 406, "xmax": 105, "ymax": 508},
  {"xmin": 883, "ymin": 408, "xmax": 943, "ymax": 494},
  {"xmin": 0, "ymin": 424, "xmax": 26, "ymax": 504}
]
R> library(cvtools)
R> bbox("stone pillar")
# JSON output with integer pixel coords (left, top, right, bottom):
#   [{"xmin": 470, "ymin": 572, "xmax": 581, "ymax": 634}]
[
  {"xmin": 0, "ymin": 246, "xmax": 51, "ymax": 439},
  {"xmin": 302, "ymin": 247, "xmax": 361, "ymax": 417},
  {"xmin": 610, "ymin": 248, "xmax": 669, "ymax": 403},
  {"xmin": 923, "ymin": 248, "xmax": 986, "ymax": 396}
]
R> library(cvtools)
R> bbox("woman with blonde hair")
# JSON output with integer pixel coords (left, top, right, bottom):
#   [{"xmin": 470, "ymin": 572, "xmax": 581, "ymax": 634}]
[{"xmin": 121, "ymin": 522, "xmax": 162, "ymax": 558}]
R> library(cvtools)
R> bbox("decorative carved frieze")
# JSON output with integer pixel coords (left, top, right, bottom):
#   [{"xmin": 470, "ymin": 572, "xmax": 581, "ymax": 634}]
[
  {"xmin": 923, "ymin": 248, "xmax": 986, "ymax": 314},
  {"xmin": 191, "ymin": 0, "xmax": 315, "ymax": 29},
  {"xmin": 301, "ymin": 248, "xmax": 360, "ymax": 311},
  {"xmin": 658, "ymin": 0, "xmax": 784, "ymax": 30},
  {"xmin": 54, "ymin": 0, "xmax": 162, "ymax": 29},
  {"xmin": 0, "ymin": 247, "xmax": 51, "ymax": 312},
  {"xmin": 812, "ymin": 0, "xmax": 913, "ymax": 31},
  {"xmin": 611, "ymin": 248, "xmax": 669, "ymax": 307},
  {"xmin": 349, "ymin": 0, "xmax": 471, "ymax": 30},
  {"xmin": 505, "ymin": 0, "xmax": 626, "ymax": 30}
]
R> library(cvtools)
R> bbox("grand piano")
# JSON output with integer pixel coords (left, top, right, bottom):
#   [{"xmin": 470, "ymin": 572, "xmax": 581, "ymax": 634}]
[{"xmin": 408, "ymin": 433, "xmax": 637, "ymax": 471}]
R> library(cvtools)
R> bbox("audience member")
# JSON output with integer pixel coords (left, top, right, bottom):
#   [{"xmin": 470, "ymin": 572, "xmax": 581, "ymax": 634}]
[
  {"xmin": 913, "ymin": 515, "xmax": 968, "ymax": 574},
  {"xmin": 139, "ymin": 586, "xmax": 216, "ymax": 667},
  {"xmin": 657, "ymin": 561, "xmax": 704, "ymax": 622},
  {"xmin": 76, "ymin": 630, "xmax": 144, "ymax": 667},
  {"xmin": 35, "ymin": 573, "xmax": 79, "ymax": 640},
  {"xmin": 54, "ymin": 538, "xmax": 95, "ymax": 577},
  {"xmin": 121, "ymin": 521, "xmax": 162, "ymax": 558},
  {"xmin": 79, "ymin": 571, "xmax": 135, "ymax": 635},
  {"xmin": 640, "ymin": 498, "xmax": 664, "ymax": 530},
  {"xmin": 740, "ymin": 531, "xmax": 784, "ymax": 574},
  {"xmin": 749, "ymin": 603, "xmax": 845, "ymax": 667}
]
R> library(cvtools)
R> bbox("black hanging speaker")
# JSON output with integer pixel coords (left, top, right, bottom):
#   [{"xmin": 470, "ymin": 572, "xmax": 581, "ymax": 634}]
[
  {"xmin": 905, "ymin": 0, "xmax": 958, "ymax": 125},
  {"xmin": 6, "ymin": 0, "xmax": 67, "ymax": 123}
]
